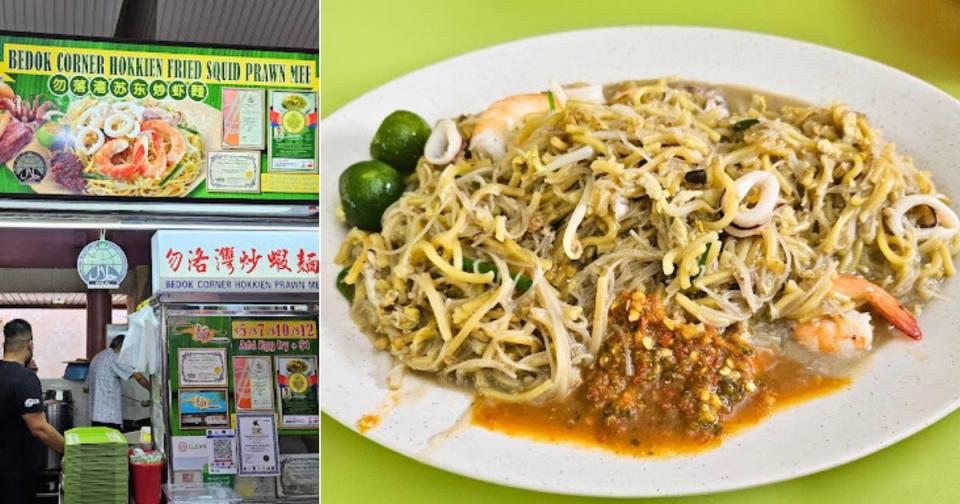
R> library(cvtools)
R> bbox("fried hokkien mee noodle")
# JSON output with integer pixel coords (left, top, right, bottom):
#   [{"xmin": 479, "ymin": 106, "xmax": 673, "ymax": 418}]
[{"xmin": 335, "ymin": 78, "xmax": 960, "ymax": 403}]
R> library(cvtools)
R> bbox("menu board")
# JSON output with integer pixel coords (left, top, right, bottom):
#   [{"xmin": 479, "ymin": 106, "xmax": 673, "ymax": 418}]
[
  {"xmin": 0, "ymin": 33, "xmax": 317, "ymax": 202},
  {"xmin": 166, "ymin": 314, "xmax": 318, "ymax": 436}
]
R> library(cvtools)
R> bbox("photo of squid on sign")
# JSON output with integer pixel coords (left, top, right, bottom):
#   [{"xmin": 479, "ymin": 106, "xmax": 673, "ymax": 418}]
[{"xmin": 0, "ymin": 81, "xmax": 61, "ymax": 178}]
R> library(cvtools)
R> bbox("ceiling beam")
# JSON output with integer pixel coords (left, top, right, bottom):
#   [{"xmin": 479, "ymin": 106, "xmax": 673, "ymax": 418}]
[
  {"xmin": 0, "ymin": 267, "xmax": 138, "ymax": 293},
  {"xmin": 115, "ymin": 0, "xmax": 158, "ymax": 39}
]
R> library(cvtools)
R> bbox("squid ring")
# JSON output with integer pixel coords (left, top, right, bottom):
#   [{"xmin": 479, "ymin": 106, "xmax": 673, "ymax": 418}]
[
  {"xmin": 103, "ymin": 112, "xmax": 137, "ymax": 138},
  {"xmin": 732, "ymin": 171, "xmax": 780, "ymax": 228},
  {"xmin": 76, "ymin": 126, "xmax": 105, "ymax": 156},
  {"xmin": 886, "ymin": 194, "xmax": 960, "ymax": 241},
  {"xmin": 424, "ymin": 119, "xmax": 462, "ymax": 166},
  {"xmin": 76, "ymin": 107, "xmax": 103, "ymax": 129},
  {"xmin": 111, "ymin": 101, "xmax": 144, "ymax": 119}
]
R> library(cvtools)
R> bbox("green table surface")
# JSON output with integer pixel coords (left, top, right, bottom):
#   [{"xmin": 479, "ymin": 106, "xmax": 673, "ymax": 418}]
[{"xmin": 321, "ymin": 1, "xmax": 960, "ymax": 502}]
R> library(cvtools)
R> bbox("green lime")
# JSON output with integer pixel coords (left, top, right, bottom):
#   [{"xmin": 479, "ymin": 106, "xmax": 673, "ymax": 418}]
[
  {"xmin": 282, "ymin": 110, "xmax": 307, "ymax": 134},
  {"xmin": 336, "ymin": 267, "xmax": 355, "ymax": 302},
  {"xmin": 369, "ymin": 110, "xmax": 430, "ymax": 174},
  {"xmin": 339, "ymin": 160, "xmax": 405, "ymax": 231}
]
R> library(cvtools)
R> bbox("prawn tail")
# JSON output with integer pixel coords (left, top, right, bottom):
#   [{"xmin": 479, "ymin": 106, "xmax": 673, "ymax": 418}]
[
  {"xmin": 868, "ymin": 294, "xmax": 922, "ymax": 340},
  {"xmin": 834, "ymin": 274, "xmax": 922, "ymax": 340}
]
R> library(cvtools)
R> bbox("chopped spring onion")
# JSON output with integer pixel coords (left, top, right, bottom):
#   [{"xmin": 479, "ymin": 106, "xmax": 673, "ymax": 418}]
[
  {"xmin": 177, "ymin": 125, "xmax": 200, "ymax": 135},
  {"xmin": 662, "ymin": 242, "xmax": 711, "ymax": 285},
  {"xmin": 545, "ymin": 91, "xmax": 556, "ymax": 112},
  {"xmin": 695, "ymin": 243, "xmax": 712, "ymax": 278},
  {"xmin": 462, "ymin": 258, "xmax": 532, "ymax": 292},
  {"xmin": 733, "ymin": 118, "xmax": 760, "ymax": 132},
  {"xmin": 159, "ymin": 162, "xmax": 185, "ymax": 187}
]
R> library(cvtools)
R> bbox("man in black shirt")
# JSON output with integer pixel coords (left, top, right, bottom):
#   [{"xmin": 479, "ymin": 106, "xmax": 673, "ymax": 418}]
[{"xmin": 0, "ymin": 319, "xmax": 65, "ymax": 504}]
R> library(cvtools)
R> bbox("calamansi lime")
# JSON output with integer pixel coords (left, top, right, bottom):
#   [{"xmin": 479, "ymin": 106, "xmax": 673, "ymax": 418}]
[
  {"xmin": 338, "ymin": 160, "xmax": 405, "ymax": 231},
  {"xmin": 369, "ymin": 110, "xmax": 430, "ymax": 174}
]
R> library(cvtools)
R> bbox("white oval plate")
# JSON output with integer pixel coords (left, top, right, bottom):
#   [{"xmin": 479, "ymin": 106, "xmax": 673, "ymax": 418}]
[{"xmin": 321, "ymin": 26, "xmax": 960, "ymax": 497}]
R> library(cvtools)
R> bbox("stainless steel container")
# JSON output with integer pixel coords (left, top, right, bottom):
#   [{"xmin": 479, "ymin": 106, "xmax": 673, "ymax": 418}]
[{"xmin": 39, "ymin": 389, "xmax": 73, "ymax": 470}]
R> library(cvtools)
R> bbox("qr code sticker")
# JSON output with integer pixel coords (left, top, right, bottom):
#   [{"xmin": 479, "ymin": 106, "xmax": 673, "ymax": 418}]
[{"xmin": 213, "ymin": 438, "xmax": 233, "ymax": 461}]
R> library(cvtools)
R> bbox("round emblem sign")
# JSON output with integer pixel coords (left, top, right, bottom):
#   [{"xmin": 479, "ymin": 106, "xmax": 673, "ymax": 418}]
[
  {"xmin": 13, "ymin": 151, "xmax": 47, "ymax": 183},
  {"xmin": 77, "ymin": 239, "xmax": 128, "ymax": 289}
]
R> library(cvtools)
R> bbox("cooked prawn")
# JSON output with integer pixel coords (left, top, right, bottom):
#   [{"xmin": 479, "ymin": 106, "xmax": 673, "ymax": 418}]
[
  {"xmin": 833, "ymin": 274, "xmax": 921, "ymax": 340},
  {"xmin": 469, "ymin": 93, "xmax": 551, "ymax": 162},
  {"xmin": 136, "ymin": 130, "xmax": 168, "ymax": 179},
  {"xmin": 794, "ymin": 310, "xmax": 873, "ymax": 356},
  {"xmin": 469, "ymin": 84, "xmax": 607, "ymax": 161},
  {"xmin": 141, "ymin": 119, "xmax": 185, "ymax": 165},
  {"xmin": 793, "ymin": 274, "xmax": 921, "ymax": 355},
  {"xmin": 94, "ymin": 138, "xmax": 139, "ymax": 180}
]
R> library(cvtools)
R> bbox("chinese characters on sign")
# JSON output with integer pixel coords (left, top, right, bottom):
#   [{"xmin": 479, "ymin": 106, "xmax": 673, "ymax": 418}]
[
  {"xmin": 165, "ymin": 246, "xmax": 317, "ymax": 274},
  {"xmin": 152, "ymin": 231, "xmax": 319, "ymax": 293},
  {"xmin": 165, "ymin": 247, "xmax": 320, "ymax": 275},
  {"xmin": 49, "ymin": 73, "xmax": 207, "ymax": 102},
  {"xmin": 164, "ymin": 246, "xmax": 318, "ymax": 274}
]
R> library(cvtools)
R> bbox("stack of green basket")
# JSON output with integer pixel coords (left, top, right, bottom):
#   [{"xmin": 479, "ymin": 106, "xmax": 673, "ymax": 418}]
[{"xmin": 62, "ymin": 427, "xmax": 129, "ymax": 504}]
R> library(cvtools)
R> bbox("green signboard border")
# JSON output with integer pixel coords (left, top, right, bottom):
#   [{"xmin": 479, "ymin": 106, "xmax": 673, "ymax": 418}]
[{"xmin": 0, "ymin": 29, "xmax": 318, "ymax": 206}]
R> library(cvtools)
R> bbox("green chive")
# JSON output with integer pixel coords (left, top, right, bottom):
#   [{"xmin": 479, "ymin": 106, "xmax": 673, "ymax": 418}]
[
  {"xmin": 159, "ymin": 162, "xmax": 185, "ymax": 187},
  {"xmin": 733, "ymin": 118, "xmax": 760, "ymax": 132},
  {"xmin": 546, "ymin": 91, "xmax": 555, "ymax": 112},
  {"xmin": 695, "ymin": 243, "xmax": 712, "ymax": 278},
  {"xmin": 463, "ymin": 257, "xmax": 532, "ymax": 292}
]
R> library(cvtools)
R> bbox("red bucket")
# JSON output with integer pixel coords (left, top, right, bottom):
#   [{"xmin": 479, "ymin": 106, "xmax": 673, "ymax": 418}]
[{"xmin": 129, "ymin": 450, "xmax": 163, "ymax": 504}]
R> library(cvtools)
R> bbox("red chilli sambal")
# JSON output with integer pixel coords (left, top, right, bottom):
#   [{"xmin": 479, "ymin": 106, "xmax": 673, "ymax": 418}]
[{"xmin": 473, "ymin": 291, "xmax": 848, "ymax": 456}]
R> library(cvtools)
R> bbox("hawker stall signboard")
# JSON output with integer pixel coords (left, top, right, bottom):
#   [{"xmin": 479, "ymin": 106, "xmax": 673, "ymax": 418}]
[
  {"xmin": 0, "ymin": 33, "xmax": 317, "ymax": 202},
  {"xmin": 151, "ymin": 230, "xmax": 319, "ymax": 293}
]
